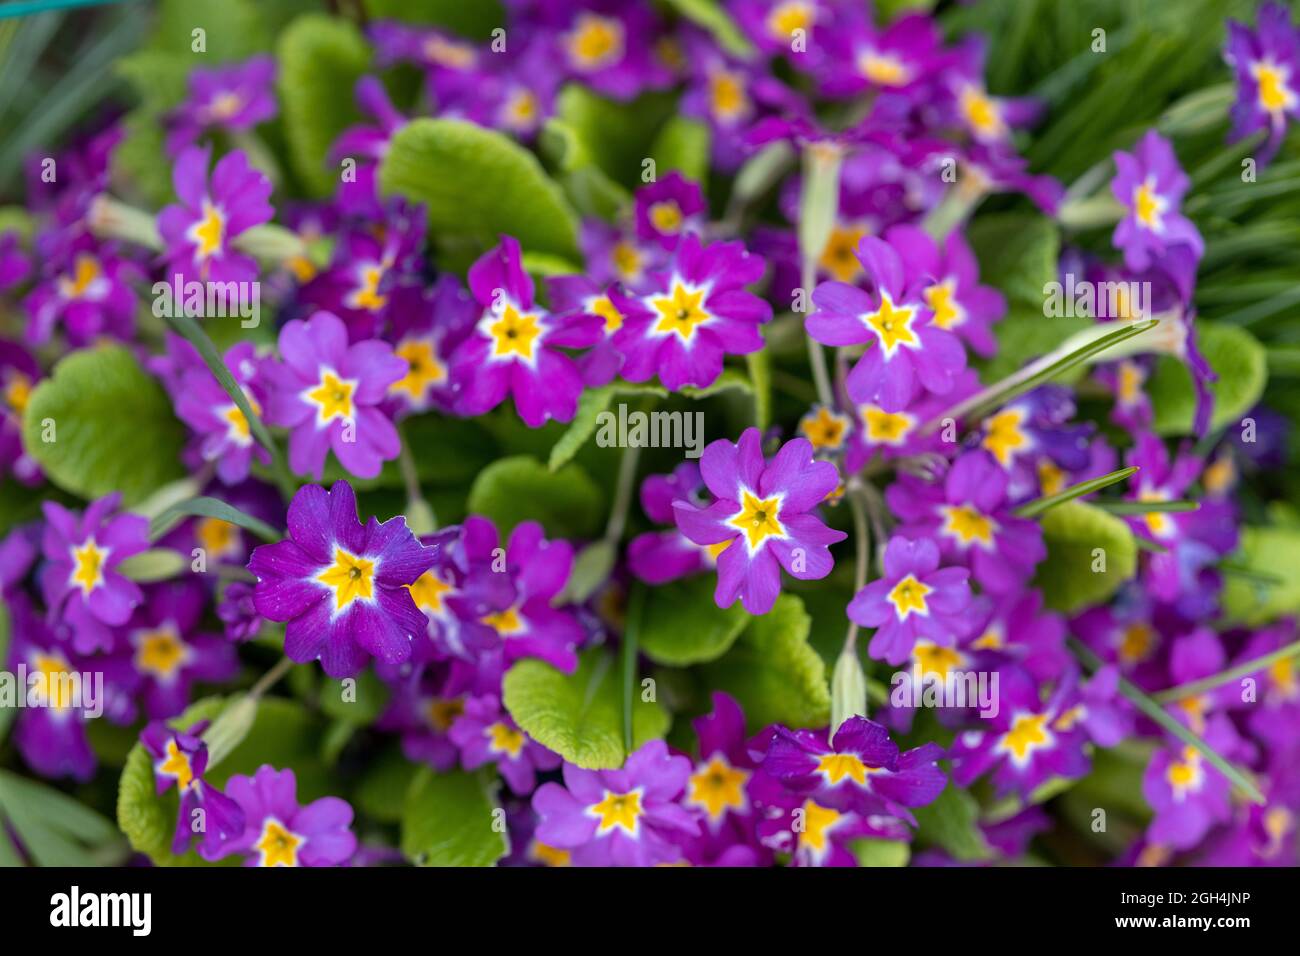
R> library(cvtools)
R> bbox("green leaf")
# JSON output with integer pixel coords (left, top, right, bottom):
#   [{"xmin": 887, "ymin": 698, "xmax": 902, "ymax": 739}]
[
  {"xmin": 503, "ymin": 649, "xmax": 670, "ymax": 769},
  {"xmin": 149, "ymin": 495, "xmax": 282, "ymax": 544},
  {"xmin": 146, "ymin": 0, "xmax": 274, "ymax": 61},
  {"xmin": 1148, "ymin": 322, "xmax": 1268, "ymax": 435},
  {"xmin": 355, "ymin": 746, "xmax": 419, "ymax": 824},
  {"xmin": 851, "ymin": 838, "xmax": 910, "ymax": 867},
  {"xmin": 639, "ymin": 575, "xmax": 749, "ymax": 666},
  {"xmin": 913, "ymin": 784, "xmax": 995, "ymax": 862},
  {"xmin": 699, "ymin": 593, "xmax": 831, "ymax": 730},
  {"xmin": 277, "ymin": 14, "xmax": 369, "ymax": 197},
  {"xmin": 551, "ymin": 85, "xmax": 677, "ymax": 191},
  {"xmin": 651, "ymin": 116, "xmax": 711, "ymax": 185},
  {"xmin": 663, "ymin": 0, "xmax": 756, "ymax": 60},
  {"xmin": 118, "ymin": 548, "xmax": 188, "ymax": 583},
  {"xmin": 0, "ymin": 597, "xmax": 11, "ymax": 743},
  {"xmin": 830, "ymin": 647, "xmax": 867, "ymax": 735},
  {"xmin": 1222, "ymin": 526, "xmax": 1300, "ymax": 626},
  {"xmin": 467, "ymin": 455, "xmax": 605, "ymax": 539},
  {"xmin": 118, "ymin": 696, "xmax": 327, "ymax": 865},
  {"xmin": 966, "ymin": 213, "xmax": 1060, "ymax": 311},
  {"xmin": 401, "ymin": 767, "xmax": 508, "ymax": 866},
  {"xmin": 547, "ymin": 382, "xmax": 667, "ymax": 471},
  {"xmin": 22, "ymin": 345, "xmax": 186, "ymax": 507},
  {"xmin": 318, "ymin": 668, "xmax": 390, "ymax": 725},
  {"xmin": 379, "ymin": 117, "xmax": 581, "ymax": 262},
  {"xmin": 1033, "ymin": 501, "xmax": 1137, "ymax": 614},
  {"xmin": 560, "ymin": 540, "xmax": 616, "ymax": 605},
  {"xmin": 977, "ymin": 308, "xmax": 1094, "ymax": 388},
  {"xmin": 0, "ymin": 769, "xmax": 126, "ymax": 867}
]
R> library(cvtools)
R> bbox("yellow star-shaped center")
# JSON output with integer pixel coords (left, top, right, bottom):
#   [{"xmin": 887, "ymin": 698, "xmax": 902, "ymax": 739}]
[
  {"xmin": 589, "ymin": 295, "xmax": 623, "ymax": 334},
  {"xmin": 982, "ymin": 408, "xmax": 1028, "ymax": 466},
  {"xmin": 4, "ymin": 372, "xmax": 31, "ymax": 418},
  {"xmin": 648, "ymin": 200, "xmax": 684, "ymax": 235},
  {"xmin": 858, "ymin": 51, "xmax": 910, "ymax": 86},
  {"xmin": 189, "ymin": 201, "xmax": 226, "ymax": 259},
  {"xmin": 687, "ymin": 756, "xmax": 750, "ymax": 819},
  {"xmin": 346, "ymin": 264, "xmax": 388, "ymax": 313},
  {"xmin": 997, "ymin": 712, "xmax": 1052, "ymax": 765},
  {"xmin": 221, "ymin": 393, "xmax": 260, "ymax": 445},
  {"xmin": 255, "ymin": 819, "xmax": 304, "ymax": 867},
  {"xmin": 819, "ymin": 224, "xmax": 867, "ymax": 282},
  {"xmin": 924, "ymin": 279, "xmax": 964, "ymax": 330},
  {"xmin": 426, "ymin": 696, "xmax": 464, "ymax": 731},
  {"xmin": 197, "ymin": 517, "xmax": 240, "ymax": 560},
  {"xmin": 913, "ymin": 640, "xmax": 967, "ymax": 679},
  {"xmin": 157, "ymin": 738, "xmax": 195, "ymax": 792},
  {"xmin": 408, "ymin": 569, "xmax": 453, "ymax": 615},
  {"xmin": 481, "ymin": 604, "xmax": 525, "ymax": 637},
  {"xmin": 797, "ymin": 799, "xmax": 841, "ymax": 856},
  {"xmin": 305, "ymin": 370, "xmax": 356, "ymax": 425},
  {"xmin": 709, "ymin": 69, "xmax": 748, "ymax": 122},
  {"xmin": 134, "ymin": 626, "xmax": 192, "ymax": 680},
  {"xmin": 865, "ymin": 293, "xmax": 919, "ymax": 357},
  {"xmin": 1133, "ymin": 179, "xmax": 1166, "ymax": 231},
  {"xmin": 651, "ymin": 281, "xmax": 711, "ymax": 341},
  {"xmin": 1118, "ymin": 622, "xmax": 1157, "ymax": 664},
  {"xmin": 941, "ymin": 504, "xmax": 996, "ymax": 548},
  {"xmin": 727, "ymin": 490, "xmax": 785, "ymax": 551},
  {"xmin": 887, "ymin": 574, "xmax": 931, "ymax": 619},
  {"xmin": 57, "ymin": 254, "xmax": 102, "ymax": 300},
  {"xmin": 32, "ymin": 653, "xmax": 74, "ymax": 710},
  {"xmin": 960, "ymin": 85, "xmax": 1005, "ymax": 140},
  {"xmin": 486, "ymin": 722, "xmax": 526, "ymax": 758},
  {"xmin": 1253, "ymin": 60, "xmax": 1296, "ymax": 114},
  {"xmin": 767, "ymin": 1, "xmax": 812, "ymax": 40},
  {"xmin": 800, "ymin": 406, "xmax": 849, "ymax": 450},
  {"xmin": 70, "ymin": 538, "xmax": 107, "ymax": 596},
  {"xmin": 590, "ymin": 789, "xmax": 643, "ymax": 835},
  {"xmin": 862, "ymin": 405, "xmax": 914, "ymax": 445},
  {"xmin": 317, "ymin": 546, "xmax": 376, "ymax": 611},
  {"xmin": 391, "ymin": 339, "xmax": 446, "ymax": 401},
  {"xmin": 816, "ymin": 752, "xmax": 872, "ymax": 786},
  {"xmin": 568, "ymin": 13, "xmax": 624, "ymax": 70},
  {"xmin": 488, "ymin": 304, "xmax": 543, "ymax": 362},
  {"xmin": 1165, "ymin": 746, "xmax": 1203, "ymax": 799}
]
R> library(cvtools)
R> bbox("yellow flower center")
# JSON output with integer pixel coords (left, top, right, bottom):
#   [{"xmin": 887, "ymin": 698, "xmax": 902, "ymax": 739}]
[
  {"xmin": 197, "ymin": 516, "xmax": 239, "ymax": 559},
  {"xmin": 1133, "ymin": 179, "xmax": 1166, "ymax": 231},
  {"xmin": 687, "ymin": 756, "xmax": 749, "ymax": 819},
  {"xmin": 426, "ymin": 696, "xmax": 464, "ymax": 731},
  {"xmin": 589, "ymin": 295, "xmax": 623, "ymax": 334},
  {"xmin": 913, "ymin": 641, "xmax": 966, "ymax": 679},
  {"xmin": 651, "ymin": 281, "xmax": 711, "ymax": 340},
  {"xmin": 648, "ymin": 200, "xmax": 684, "ymax": 235},
  {"xmin": 70, "ymin": 538, "xmax": 107, "ymax": 596},
  {"xmin": 858, "ymin": 51, "xmax": 910, "ymax": 86},
  {"xmin": 134, "ymin": 626, "xmax": 192, "ymax": 680},
  {"xmin": 865, "ymin": 293, "xmax": 919, "ymax": 357},
  {"xmin": 982, "ymin": 408, "xmax": 1027, "ymax": 466},
  {"xmin": 32, "ymin": 653, "xmax": 75, "ymax": 710},
  {"xmin": 1253, "ymin": 60, "xmax": 1295, "ymax": 113},
  {"xmin": 767, "ymin": 1, "xmax": 812, "ymax": 40},
  {"xmin": 727, "ymin": 490, "xmax": 785, "ymax": 550},
  {"xmin": 346, "ymin": 264, "xmax": 388, "ymax": 313},
  {"xmin": 816, "ymin": 752, "xmax": 872, "ymax": 786},
  {"xmin": 888, "ymin": 574, "xmax": 931, "ymax": 619},
  {"xmin": 796, "ymin": 799, "xmax": 840, "ymax": 856},
  {"xmin": 612, "ymin": 241, "xmax": 642, "ymax": 282},
  {"xmin": 1118, "ymin": 622, "xmax": 1157, "ymax": 664},
  {"xmin": 1165, "ymin": 746, "xmax": 1202, "ymax": 798},
  {"xmin": 530, "ymin": 841, "xmax": 572, "ymax": 867},
  {"xmin": 709, "ymin": 69, "xmax": 749, "ymax": 122},
  {"xmin": 221, "ymin": 392, "xmax": 260, "ymax": 445},
  {"xmin": 1202, "ymin": 455, "xmax": 1235, "ymax": 496},
  {"xmin": 391, "ymin": 339, "xmax": 446, "ymax": 401},
  {"xmin": 924, "ymin": 279, "xmax": 963, "ymax": 330},
  {"xmin": 941, "ymin": 504, "xmax": 996, "ymax": 548},
  {"xmin": 481, "ymin": 604, "xmax": 525, "ymax": 637},
  {"xmin": 408, "ymin": 569, "xmax": 453, "ymax": 615},
  {"xmin": 57, "ymin": 254, "xmax": 102, "ymax": 299},
  {"xmin": 208, "ymin": 91, "xmax": 244, "ymax": 120},
  {"xmin": 998, "ymin": 712, "xmax": 1052, "ymax": 764},
  {"xmin": 190, "ymin": 201, "xmax": 226, "ymax": 259},
  {"xmin": 1053, "ymin": 704, "xmax": 1087, "ymax": 731},
  {"xmin": 862, "ymin": 405, "xmax": 914, "ymax": 445},
  {"xmin": 305, "ymin": 369, "xmax": 357, "ymax": 425},
  {"xmin": 504, "ymin": 89, "xmax": 539, "ymax": 128},
  {"xmin": 317, "ymin": 547, "xmax": 376, "ymax": 611},
  {"xmin": 568, "ymin": 13, "xmax": 624, "ymax": 70},
  {"xmin": 960, "ymin": 86, "xmax": 1004, "ymax": 139},
  {"xmin": 818, "ymin": 224, "xmax": 867, "ymax": 282},
  {"xmin": 422, "ymin": 34, "xmax": 477, "ymax": 69},
  {"xmin": 1270, "ymin": 655, "xmax": 1297, "ymax": 698},
  {"xmin": 590, "ymin": 789, "xmax": 642, "ymax": 834},
  {"xmin": 488, "ymin": 304, "xmax": 543, "ymax": 362},
  {"xmin": 799, "ymin": 406, "xmax": 848, "ymax": 450},
  {"xmin": 157, "ymin": 738, "xmax": 195, "ymax": 791},
  {"xmin": 486, "ymin": 722, "xmax": 526, "ymax": 758},
  {"xmin": 4, "ymin": 372, "xmax": 31, "ymax": 417},
  {"xmin": 254, "ymin": 819, "xmax": 304, "ymax": 867},
  {"xmin": 1138, "ymin": 488, "xmax": 1174, "ymax": 539},
  {"xmin": 1037, "ymin": 458, "xmax": 1066, "ymax": 496}
]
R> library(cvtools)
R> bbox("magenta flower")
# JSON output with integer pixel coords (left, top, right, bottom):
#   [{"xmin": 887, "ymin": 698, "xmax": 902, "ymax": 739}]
[
  {"xmin": 612, "ymin": 232, "xmax": 770, "ymax": 391},
  {"xmin": 887, "ymin": 450, "xmax": 1046, "ymax": 594},
  {"xmin": 40, "ymin": 493, "xmax": 149, "ymax": 654},
  {"xmin": 263, "ymin": 310, "xmax": 406, "ymax": 480},
  {"xmin": 1110, "ymin": 130, "xmax": 1204, "ymax": 276},
  {"xmin": 761, "ymin": 716, "xmax": 946, "ymax": 821},
  {"xmin": 213, "ymin": 765, "xmax": 357, "ymax": 867},
  {"xmin": 634, "ymin": 172, "xmax": 706, "ymax": 251},
  {"xmin": 141, "ymin": 720, "xmax": 246, "ymax": 859},
  {"xmin": 807, "ymin": 234, "xmax": 966, "ymax": 412},
  {"xmin": 1224, "ymin": 2, "xmax": 1300, "ymax": 165},
  {"xmin": 847, "ymin": 535, "xmax": 973, "ymax": 666},
  {"xmin": 157, "ymin": 145, "xmax": 273, "ymax": 284},
  {"xmin": 673, "ymin": 428, "xmax": 846, "ymax": 615},
  {"xmin": 531, "ymin": 740, "xmax": 700, "ymax": 866},
  {"xmin": 818, "ymin": 11, "xmax": 943, "ymax": 98},
  {"xmin": 384, "ymin": 274, "xmax": 478, "ymax": 416},
  {"xmin": 0, "ymin": 340, "xmax": 41, "ymax": 485},
  {"xmin": 247, "ymin": 481, "xmax": 438, "ymax": 678},
  {"xmin": 1142, "ymin": 734, "xmax": 1233, "ymax": 850},
  {"xmin": 546, "ymin": 273, "xmax": 626, "ymax": 387},
  {"xmin": 556, "ymin": 4, "xmax": 673, "ymax": 100},
  {"xmin": 628, "ymin": 462, "xmax": 721, "ymax": 585},
  {"xmin": 24, "ymin": 238, "xmax": 139, "ymax": 346},
  {"xmin": 449, "ymin": 236, "xmax": 602, "ymax": 427},
  {"xmin": 0, "ymin": 229, "xmax": 30, "ymax": 291},
  {"xmin": 164, "ymin": 55, "xmax": 277, "ymax": 154},
  {"xmin": 449, "ymin": 694, "xmax": 560, "ymax": 795}
]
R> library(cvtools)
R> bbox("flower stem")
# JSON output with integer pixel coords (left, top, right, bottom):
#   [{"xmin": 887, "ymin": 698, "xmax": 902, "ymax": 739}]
[
  {"xmin": 604, "ymin": 423, "xmax": 644, "ymax": 547},
  {"xmin": 841, "ymin": 487, "xmax": 871, "ymax": 656},
  {"xmin": 1155, "ymin": 639, "xmax": 1300, "ymax": 704},
  {"xmin": 397, "ymin": 422, "xmax": 436, "ymax": 534},
  {"xmin": 248, "ymin": 655, "xmax": 295, "ymax": 700}
]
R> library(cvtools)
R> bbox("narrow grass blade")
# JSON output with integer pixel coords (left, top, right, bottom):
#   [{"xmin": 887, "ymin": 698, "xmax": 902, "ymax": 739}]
[{"xmin": 1014, "ymin": 467, "xmax": 1138, "ymax": 519}]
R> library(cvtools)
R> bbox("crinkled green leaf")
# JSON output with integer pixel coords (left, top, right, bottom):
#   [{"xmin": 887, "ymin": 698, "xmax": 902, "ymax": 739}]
[
  {"xmin": 699, "ymin": 593, "xmax": 830, "ymax": 730},
  {"xmin": 967, "ymin": 213, "xmax": 1061, "ymax": 311},
  {"xmin": 1222, "ymin": 526, "xmax": 1300, "ymax": 626},
  {"xmin": 502, "ymin": 649, "xmax": 670, "ymax": 769},
  {"xmin": 319, "ymin": 668, "xmax": 390, "ymax": 725},
  {"xmin": 468, "ymin": 454, "xmax": 605, "ymax": 538},
  {"xmin": 651, "ymin": 116, "xmax": 711, "ymax": 186},
  {"xmin": 379, "ymin": 117, "xmax": 580, "ymax": 262},
  {"xmin": 278, "ymin": 14, "xmax": 369, "ymax": 196},
  {"xmin": 1033, "ymin": 501, "xmax": 1138, "ymax": 614},
  {"xmin": 547, "ymin": 383, "xmax": 668, "ymax": 471},
  {"xmin": 1148, "ymin": 322, "xmax": 1268, "ymax": 435},
  {"xmin": 355, "ymin": 746, "xmax": 419, "ymax": 824},
  {"xmin": 22, "ymin": 345, "xmax": 186, "ymax": 506},
  {"xmin": 401, "ymin": 768, "xmax": 508, "ymax": 867},
  {"xmin": 913, "ymin": 784, "xmax": 995, "ymax": 862},
  {"xmin": 640, "ymin": 575, "xmax": 749, "ymax": 666}
]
